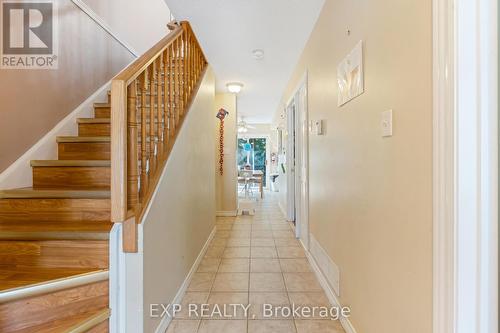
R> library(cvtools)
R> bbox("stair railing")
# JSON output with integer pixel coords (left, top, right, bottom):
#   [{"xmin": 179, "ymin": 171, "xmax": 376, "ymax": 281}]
[{"xmin": 110, "ymin": 21, "xmax": 207, "ymax": 252}]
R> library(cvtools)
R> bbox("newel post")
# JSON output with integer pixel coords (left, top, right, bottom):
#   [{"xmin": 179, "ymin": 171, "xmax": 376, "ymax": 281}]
[{"xmin": 111, "ymin": 79, "xmax": 138, "ymax": 253}]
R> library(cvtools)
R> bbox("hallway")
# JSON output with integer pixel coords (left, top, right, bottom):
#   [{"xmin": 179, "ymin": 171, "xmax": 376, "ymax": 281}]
[{"xmin": 167, "ymin": 193, "xmax": 346, "ymax": 333}]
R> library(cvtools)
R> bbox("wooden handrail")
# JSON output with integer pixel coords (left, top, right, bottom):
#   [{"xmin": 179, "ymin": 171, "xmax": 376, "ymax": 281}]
[{"xmin": 110, "ymin": 21, "xmax": 208, "ymax": 252}]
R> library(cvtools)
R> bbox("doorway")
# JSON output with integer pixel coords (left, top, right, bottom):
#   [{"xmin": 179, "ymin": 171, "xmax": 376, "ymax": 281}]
[
  {"xmin": 286, "ymin": 74, "xmax": 309, "ymax": 249},
  {"xmin": 237, "ymin": 137, "xmax": 268, "ymax": 187}
]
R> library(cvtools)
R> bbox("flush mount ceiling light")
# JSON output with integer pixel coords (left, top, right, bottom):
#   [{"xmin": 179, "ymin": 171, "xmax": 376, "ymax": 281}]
[
  {"xmin": 252, "ymin": 49, "xmax": 265, "ymax": 60},
  {"xmin": 226, "ymin": 82, "xmax": 244, "ymax": 94}
]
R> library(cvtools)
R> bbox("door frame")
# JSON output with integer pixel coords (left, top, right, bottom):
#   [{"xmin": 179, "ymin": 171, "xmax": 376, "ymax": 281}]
[
  {"xmin": 286, "ymin": 73, "xmax": 310, "ymax": 248},
  {"xmin": 285, "ymin": 100, "xmax": 296, "ymax": 222},
  {"xmin": 433, "ymin": 0, "xmax": 498, "ymax": 332},
  {"xmin": 237, "ymin": 135, "xmax": 272, "ymax": 189},
  {"xmin": 295, "ymin": 74, "xmax": 309, "ymax": 249}
]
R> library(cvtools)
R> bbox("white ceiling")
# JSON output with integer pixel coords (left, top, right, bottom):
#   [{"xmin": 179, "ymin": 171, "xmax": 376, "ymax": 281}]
[{"xmin": 164, "ymin": 0, "xmax": 325, "ymax": 123}]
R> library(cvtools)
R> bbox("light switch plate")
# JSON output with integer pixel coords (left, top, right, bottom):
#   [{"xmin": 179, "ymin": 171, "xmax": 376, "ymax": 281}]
[
  {"xmin": 381, "ymin": 109, "xmax": 393, "ymax": 137},
  {"xmin": 314, "ymin": 120, "xmax": 323, "ymax": 135}
]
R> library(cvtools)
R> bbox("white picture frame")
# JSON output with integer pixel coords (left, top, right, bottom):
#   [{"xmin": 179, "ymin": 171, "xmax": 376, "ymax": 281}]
[{"xmin": 337, "ymin": 40, "xmax": 364, "ymax": 106}]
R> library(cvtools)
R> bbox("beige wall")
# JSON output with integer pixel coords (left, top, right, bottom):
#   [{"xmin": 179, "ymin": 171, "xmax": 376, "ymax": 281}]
[
  {"xmin": 142, "ymin": 69, "xmax": 216, "ymax": 333},
  {"xmin": 82, "ymin": 0, "xmax": 172, "ymax": 55},
  {"xmin": 276, "ymin": 1, "xmax": 433, "ymax": 333},
  {"xmin": 215, "ymin": 94, "xmax": 238, "ymax": 213},
  {"xmin": 0, "ymin": 0, "xmax": 134, "ymax": 172}
]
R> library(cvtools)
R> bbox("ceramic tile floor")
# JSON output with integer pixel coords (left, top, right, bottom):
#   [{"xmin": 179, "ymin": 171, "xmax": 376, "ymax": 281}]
[{"xmin": 166, "ymin": 193, "xmax": 345, "ymax": 333}]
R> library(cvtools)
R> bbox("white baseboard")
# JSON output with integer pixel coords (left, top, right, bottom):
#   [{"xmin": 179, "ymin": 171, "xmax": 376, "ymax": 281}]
[
  {"xmin": 302, "ymin": 234, "xmax": 358, "ymax": 333},
  {"xmin": 309, "ymin": 235, "xmax": 340, "ymax": 296},
  {"xmin": 216, "ymin": 210, "xmax": 237, "ymax": 217},
  {"xmin": 0, "ymin": 82, "xmax": 110, "ymax": 190},
  {"xmin": 155, "ymin": 226, "xmax": 217, "ymax": 333}
]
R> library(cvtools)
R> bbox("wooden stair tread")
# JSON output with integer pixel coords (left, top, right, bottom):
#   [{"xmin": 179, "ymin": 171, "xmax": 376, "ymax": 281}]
[
  {"xmin": 31, "ymin": 160, "xmax": 110, "ymax": 167},
  {"xmin": 56, "ymin": 136, "xmax": 110, "ymax": 143},
  {"xmin": 77, "ymin": 118, "xmax": 110, "ymax": 124},
  {"xmin": 93, "ymin": 103, "xmax": 109, "ymax": 108},
  {"xmin": 0, "ymin": 231, "xmax": 109, "ymax": 241},
  {"xmin": 13, "ymin": 308, "xmax": 110, "ymax": 333},
  {"xmin": 0, "ymin": 188, "xmax": 110, "ymax": 199},
  {"xmin": 0, "ymin": 268, "xmax": 104, "ymax": 292},
  {"xmin": 0, "ymin": 220, "xmax": 112, "ymax": 233}
]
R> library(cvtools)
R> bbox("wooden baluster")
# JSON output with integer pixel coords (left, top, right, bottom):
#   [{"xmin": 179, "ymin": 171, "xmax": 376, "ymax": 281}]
[
  {"xmin": 191, "ymin": 40, "xmax": 195, "ymax": 85},
  {"xmin": 149, "ymin": 64, "xmax": 156, "ymax": 174},
  {"xmin": 179, "ymin": 32, "xmax": 184, "ymax": 117},
  {"xmin": 175, "ymin": 38, "xmax": 180, "ymax": 126},
  {"xmin": 156, "ymin": 56, "xmax": 163, "ymax": 153},
  {"xmin": 180, "ymin": 37, "xmax": 185, "ymax": 119},
  {"xmin": 172, "ymin": 40, "xmax": 176, "ymax": 128},
  {"xmin": 168, "ymin": 45, "xmax": 175, "ymax": 136},
  {"xmin": 193, "ymin": 43, "xmax": 197, "ymax": 83},
  {"xmin": 183, "ymin": 28, "xmax": 188, "ymax": 110},
  {"xmin": 127, "ymin": 81, "xmax": 139, "ymax": 211},
  {"xmin": 140, "ymin": 72, "xmax": 148, "ymax": 200},
  {"xmin": 185, "ymin": 27, "xmax": 190, "ymax": 100},
  {"xmin": 163, "ymin": 49, "xmax": 169, "ymax": 147},
  {"xmin": 197, "ymin": 42, "xmax": 200, "ymax": 80},
  {"xmin": 178, "ymin": 36, "xmax": 183, "ymax": 120},
  {"xmin": 191, "ymin": 30, "xmax": 196, "ymax": 85},
  {"xmin": 191, "ymin": 29, "xmax": 194, "ymax": 93},
  {"xmin": 194, "ymin": 48, "xmax": 199, "ymax": 82},
  {"xmin": 197, "ymin": 43, "xmax": 200, "ymax": 80}
]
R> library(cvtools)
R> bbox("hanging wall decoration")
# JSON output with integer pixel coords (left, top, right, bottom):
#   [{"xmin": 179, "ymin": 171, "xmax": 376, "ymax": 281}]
[
  {"xmin": 216, "ymin": 108, "xmax": 229, "ymax": 175},
  {"xmin": 337, "ymin": 40, "xmax": 364, "ymax": 106}
]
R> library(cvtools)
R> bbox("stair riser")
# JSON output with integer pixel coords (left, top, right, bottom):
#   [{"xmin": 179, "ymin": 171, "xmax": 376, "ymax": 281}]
[
  {"xmin": 58, "ymin": 142, "xmax": 110, "ymax": 160},
  {"xmin": 78, "ymin": 123, "xmax": 111, "ymax": 137},
  {"xmin": 78, "ymin": 122, "xmax": 166, "ymax": 137},
  {"xmin": 0, "ymin": 198, "xmax": 110, "ymax": 223},
  {"xmin": 94, "ymin": 108, "xmax": 110, "ymax": 118},
  {"xmin": 0, "ymin": 281, "xmax": 108, "ymax": 332},
  {"xmin": 33, "ymin": 166, "xmax": 110, "ymax": 189},
  {"xmin": 0, "ymin": 240, "xmax": 108, "ymax": 270}
]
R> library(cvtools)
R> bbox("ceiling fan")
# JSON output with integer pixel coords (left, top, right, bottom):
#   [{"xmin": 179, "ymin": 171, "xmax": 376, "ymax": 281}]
[{"xmin": 237, "ymin": 118, "xmax": 256, "ymax": 133}]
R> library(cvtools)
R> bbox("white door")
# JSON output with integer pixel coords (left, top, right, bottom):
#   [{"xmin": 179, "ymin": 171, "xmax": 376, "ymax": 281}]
[{"xmin": 296, "ymin": 80, "xmax": 309, "ymax": 249}]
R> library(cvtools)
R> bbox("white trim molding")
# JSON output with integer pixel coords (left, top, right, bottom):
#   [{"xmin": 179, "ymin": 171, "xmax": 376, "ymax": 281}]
[
  {"xmin": 455, "ymin": 0, "xmax": 498, "ymax": 332},
  {"xmin": 71, "ymin": 0, "xmax": 139, "ymax": 58},
  {"xmin": 433, "ymin": 0, "xmax": 498, "ymax": 332},
  {"xmin": 302, "ymin": 234, "xmax": 357, "ymax": 333},
  {"xmin": 432, "ymin": 0, "xmax": 456, "ymax": 332}
]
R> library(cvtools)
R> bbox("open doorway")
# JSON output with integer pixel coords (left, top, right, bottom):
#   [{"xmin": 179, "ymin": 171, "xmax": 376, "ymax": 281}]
[
  {"xmin": 286, "ymin": 74, "xmax": 309, "ymax": 249},
  {"xmin": 237, "ymin": 136, "xmax": 270, "ymax": 200}
]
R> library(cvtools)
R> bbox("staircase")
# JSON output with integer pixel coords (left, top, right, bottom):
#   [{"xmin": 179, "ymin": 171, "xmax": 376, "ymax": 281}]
[
  {"xmin": 0, "ymin": 96, "xmax": 112, "ymax": 332},
  {"xmin": 0, "ymin": 21, "xmax": 207, "ymax": 332}
]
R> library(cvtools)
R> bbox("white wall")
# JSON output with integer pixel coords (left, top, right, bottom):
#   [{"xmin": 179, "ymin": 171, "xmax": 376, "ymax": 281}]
[
  {"xmin": 81, "ymin": 0, "xmax": 172, "ymax": 55},
  {"xmin": 141, "ymin": 68, "xmax": 216, "ymax": 333}
]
